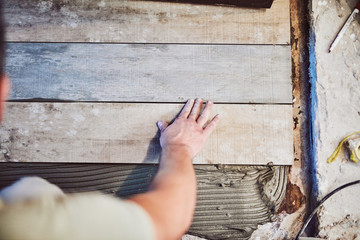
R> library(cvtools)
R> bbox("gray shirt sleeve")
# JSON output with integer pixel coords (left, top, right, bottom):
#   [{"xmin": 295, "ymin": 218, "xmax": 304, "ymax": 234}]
[{"xmin": 0, "ymin": 193, "xmax": 156, "ymax": 240}]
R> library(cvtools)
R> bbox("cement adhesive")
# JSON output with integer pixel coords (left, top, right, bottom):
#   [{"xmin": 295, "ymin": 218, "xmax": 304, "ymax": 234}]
[{"xmin": 0, "ymin": 163, "xmax": 287, "ymax": 240}]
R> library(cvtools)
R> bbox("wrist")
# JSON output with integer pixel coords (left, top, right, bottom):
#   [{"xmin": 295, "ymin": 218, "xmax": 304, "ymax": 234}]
[{"xmin": 161, "ymin": 144, "xmax": 194, "ymax": 160}]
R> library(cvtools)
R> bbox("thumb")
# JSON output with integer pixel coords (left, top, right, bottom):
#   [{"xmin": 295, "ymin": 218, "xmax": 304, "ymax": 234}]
[{"xmin": 156, "ymin": 121, "xmax": 168, "ymax": 132}]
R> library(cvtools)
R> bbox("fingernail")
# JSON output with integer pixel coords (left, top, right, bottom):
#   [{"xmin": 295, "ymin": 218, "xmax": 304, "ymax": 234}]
[{"xmin": 157, "ymin": 121, "xmax": 163, "ymax": 129}]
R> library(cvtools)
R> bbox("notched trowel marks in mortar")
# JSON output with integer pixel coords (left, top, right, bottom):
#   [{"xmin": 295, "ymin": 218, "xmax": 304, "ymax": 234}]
[
  {"xmin": 0, "ymin": 163, "xmax": 287, "ymax": 240},
  {"xmin": 190, "ymin": 165, "xmax": 288, "ymax": 240}
]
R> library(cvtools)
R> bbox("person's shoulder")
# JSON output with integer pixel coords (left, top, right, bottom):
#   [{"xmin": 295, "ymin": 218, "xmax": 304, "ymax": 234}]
[
  {"xmin": 66, "ymin": 193, "xmax": 157, "ymax": 240},
  {"xmin": 0, "ymin": 193, "xmax": 156, "ymax": 240}
]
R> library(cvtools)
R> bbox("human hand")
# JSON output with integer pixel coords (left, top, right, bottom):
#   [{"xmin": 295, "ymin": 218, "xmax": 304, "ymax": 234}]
[{"xmin": 156, "ymin": 99, "xmax": 220, "ymax": 159}]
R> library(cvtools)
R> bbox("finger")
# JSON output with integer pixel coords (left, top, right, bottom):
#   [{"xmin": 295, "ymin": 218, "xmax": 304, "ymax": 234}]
[
  {"xmin": 178, "ymin": 99, "xmax": 195, "ymax": 119},
  {"xmin": 157, "ymin": 121, "xmax": 169, "ymax": 132},
  {"xmin": 197, "ymin": 100, "xmax": 213, "ymax": 126},
  {"xmin": 204, "ymin": 114, "xmax": 220, "ymax": 136},
  {"xmin": 188, "ymin": 98, "xmax": 203, "ymax": 120}
]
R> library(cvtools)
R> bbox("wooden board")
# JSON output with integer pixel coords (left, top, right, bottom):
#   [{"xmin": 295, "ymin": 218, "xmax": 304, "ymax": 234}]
[
  {"xmin": 6, "ymin": 43, "xmax": 292, "ymax": 104},
  {"xmin": 4, "ymin": 0, "xmax": 290, "ymax": 44},
  {"xmin": 155, "ymin": 0, "xmax": 275, "ymax": 9},
  {"xmin": 0, "ymin": 102, "xmax": 293, "ymax": 165}
]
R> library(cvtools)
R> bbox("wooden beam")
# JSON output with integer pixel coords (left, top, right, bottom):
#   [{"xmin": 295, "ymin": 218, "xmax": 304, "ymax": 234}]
[
  {"xmin": 0, "ymin": 102, "xmax": 293, "ymax": 165},
  {"xmin": 6, "ymin": 43, "xmax": 292, "ymax": 104},
  {"xmin": 4, "ymin": 0, "xmax": 290, "ymax": 44},
  {"xmin": 154, "ymin": 0, "xmax": 275, "ymax": 9}
]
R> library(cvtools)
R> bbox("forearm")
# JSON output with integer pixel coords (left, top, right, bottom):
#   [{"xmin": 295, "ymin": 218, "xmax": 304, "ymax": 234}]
[
  {"xmin": 130, "ymin": 147, "xmax": 197, "ymax": 240},
  {"xmin": 151, "ymin": 146, "xmax": 197, "ymax": 224},
  {"xmin": 153, "ymin": 146, "xmax": 195, "ymax": 190}
]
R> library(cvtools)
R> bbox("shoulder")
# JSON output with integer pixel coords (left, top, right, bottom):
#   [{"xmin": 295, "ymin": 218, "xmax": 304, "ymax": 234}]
[{"xmin": 0, "ymin": 193, "xmax": 156, "ymax": 240}]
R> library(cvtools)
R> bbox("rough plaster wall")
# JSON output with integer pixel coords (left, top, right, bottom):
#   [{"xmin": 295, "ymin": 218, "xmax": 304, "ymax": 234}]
[{"xmin": 311, "ymin": 0, "xmax": 360, "ymax": 239}]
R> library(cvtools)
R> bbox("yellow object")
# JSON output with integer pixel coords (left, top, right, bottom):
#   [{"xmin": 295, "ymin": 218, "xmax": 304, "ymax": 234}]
[
  {"xmin": 348, "ymin": 138, "xmax": 360, "ymax": 163},
  {"xmin": 327, "ymin": 131, "xmax": 360, "ymax": 163}
]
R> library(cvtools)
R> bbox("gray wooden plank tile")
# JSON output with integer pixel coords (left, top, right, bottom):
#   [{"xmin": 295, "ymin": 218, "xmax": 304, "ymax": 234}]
[
  {"xmin": 4, "ymin": 0, "xmax": 290, "ymax": 44},
  {"xmin": 0, "ymin": 102, "xmax": 293, "ymax": 165},
  {"xmin": 6, "ymin": 43, "xmax": 292, "ymax": 104}
]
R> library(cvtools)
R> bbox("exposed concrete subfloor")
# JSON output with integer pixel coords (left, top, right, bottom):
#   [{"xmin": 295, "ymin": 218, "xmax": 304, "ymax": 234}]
[{"xmin": 310, "ymin": 0, "xmax": 360, "ymax": 239}]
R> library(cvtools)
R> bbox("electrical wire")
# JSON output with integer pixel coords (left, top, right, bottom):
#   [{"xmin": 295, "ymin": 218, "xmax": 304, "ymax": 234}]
[{"xmin": 294, "ymin": 179, "xmax": 360, "ymax": 240}]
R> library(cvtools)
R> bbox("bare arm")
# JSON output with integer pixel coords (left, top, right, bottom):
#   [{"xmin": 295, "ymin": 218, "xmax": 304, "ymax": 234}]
[{"xmin": 128, "ymin": 99, "xmax": 220, "ymax": 240}]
